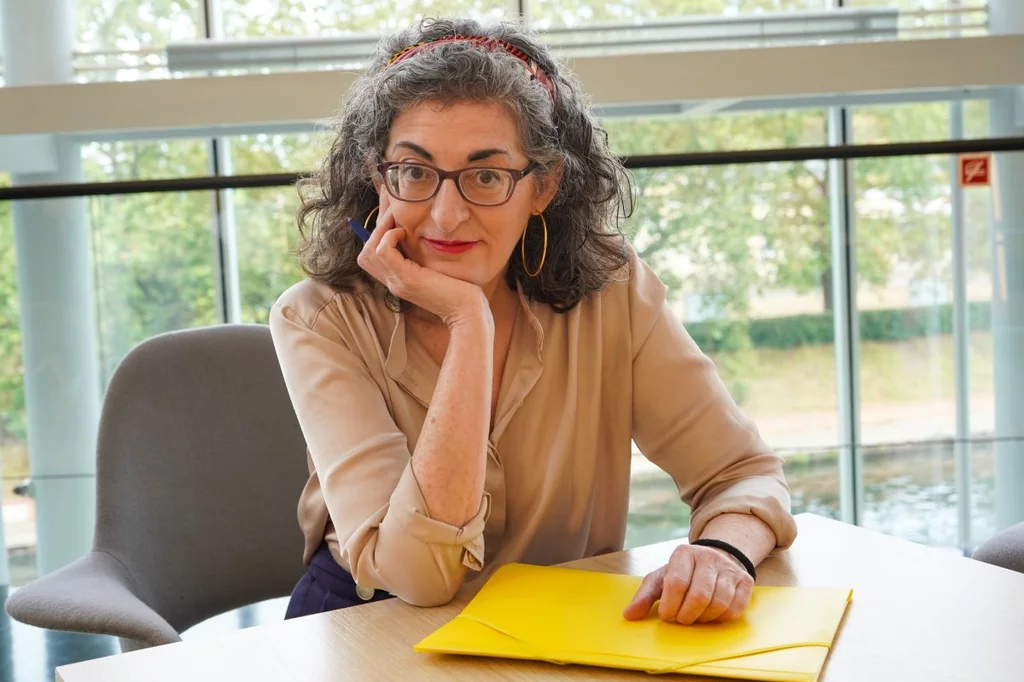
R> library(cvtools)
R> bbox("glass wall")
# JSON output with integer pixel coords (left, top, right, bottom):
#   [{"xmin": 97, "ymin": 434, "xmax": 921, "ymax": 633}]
[
  {"xmin": 531, "ymin": 0, "xmax": 827, "ymax": 29},
  {"xmin": 0, "ymin": 137, "xmax": 224, "ymax": 583},
  {"xmin": 52, "ymin": 0, "xmax": 984, "ymax": 83},
  {"xmin": 225, "ymin": 132, "xmax": 323, "ymax": 323},
  {"xmin": 624, "ymin": 157, "xmax": 840, "ymax": 547},
  {"xmin": 83, "ymin": 140, "xmax": 217, "ymax": 382},
  {"xmin": 846, "ymin": 0, "xmax": 989, "ymax": 38},
  {"xmin": 605, "ymin": 109, "xmax": 828, "ymax": 155},
  {"xmin": 218, "ymin": 0, "xmax": 515, "ymax": 39},
  {"xmin": 849, "ymin": 102, "xmax": 996, "ymax": 545},
  {"xmin": 852, "ymin": 151, "xmax": 962, "ymax": 545},
  {"xmin": 3, "ymin": 114, "xmax": 1010, "ymax": 578},
  {"xmin": 0, "ymin": 1, "xmax": 1014, "ymax": 589},
  {"xmin": 91, "ymin": 189, "xmax": 220, "ymax": 383},
  {"xmin": 74, "ymin": 0, "xmax": 201, "ymax": 80},
  {"xmin": 0, "ymin": 172, "xmax": 33, "ymax": 585},
  {"xmin": 229, "ymin": 185, "xmax": 304, "ymax": 324},
  {"xmin": 967, "ymin": 183, "xmax": 996, "ymax": 545}
]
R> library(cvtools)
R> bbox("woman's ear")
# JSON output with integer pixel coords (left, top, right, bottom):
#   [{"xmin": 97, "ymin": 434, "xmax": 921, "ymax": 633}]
[{"xmin": 534, "ymin": 160, "xmax": 565, "ymax": 213}]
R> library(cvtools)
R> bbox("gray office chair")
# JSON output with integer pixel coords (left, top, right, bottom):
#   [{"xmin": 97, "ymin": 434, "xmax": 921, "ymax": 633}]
[
  {"xmin": 973, "ymin": 522, "xmax": 1024, "ymax": 574},
  {"xmin": 5, "ymin": 324, "xmax": 309, "ymax": 652}
]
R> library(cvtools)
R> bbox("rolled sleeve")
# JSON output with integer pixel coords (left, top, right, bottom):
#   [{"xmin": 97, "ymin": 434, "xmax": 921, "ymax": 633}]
[
  {"xmin": 686, "ymin": 476, "xmax": 797, "ymax": 549},
  {"xmin": 382, "ymin": 465, "xmax": 490, "ymax": 571},
  {"xmin": 627, "ymin": 253, "xmax": 798, "ymax": 551},
  {"xmin": 269, "ymin": 298, "xmax": 490, "ymax": 607}
]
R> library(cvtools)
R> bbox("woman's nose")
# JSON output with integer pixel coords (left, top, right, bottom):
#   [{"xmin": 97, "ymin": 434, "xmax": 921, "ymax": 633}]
[{"xmin": 430, "ymin": 178, "xmax": 470, "ymax": 234}]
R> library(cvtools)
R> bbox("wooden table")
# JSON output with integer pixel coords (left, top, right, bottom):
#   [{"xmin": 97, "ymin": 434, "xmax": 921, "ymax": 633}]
[{"xmin": 56, "ymin": 514, "xmax": 1024, "ymax": 682}]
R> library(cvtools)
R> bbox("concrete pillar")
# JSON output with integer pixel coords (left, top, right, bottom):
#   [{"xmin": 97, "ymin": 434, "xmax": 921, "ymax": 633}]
[
  {"xmin": 1, "ymin": 0, "xmax": 101, "ymax": 574},
  {"xmin": 988, "ymin": 0, "xmax": 1024, "ymax": 531}
]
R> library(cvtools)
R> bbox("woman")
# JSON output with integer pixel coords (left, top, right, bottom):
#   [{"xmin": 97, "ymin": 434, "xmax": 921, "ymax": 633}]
[{"xmin": 270, "ymin": 17, "xmax": 797, "ymax": 625}]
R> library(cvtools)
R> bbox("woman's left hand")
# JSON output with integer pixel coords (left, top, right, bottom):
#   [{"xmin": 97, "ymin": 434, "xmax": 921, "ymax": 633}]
[{"xmin": 622, "ymin": 544, "xmax": 754, "ymax": 625}]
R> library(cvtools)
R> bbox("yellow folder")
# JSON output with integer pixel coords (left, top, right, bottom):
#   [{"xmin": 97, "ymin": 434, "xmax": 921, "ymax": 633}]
[{"xmin": 415, "ymin": 563, "xmax": 852, "ymax": 681}]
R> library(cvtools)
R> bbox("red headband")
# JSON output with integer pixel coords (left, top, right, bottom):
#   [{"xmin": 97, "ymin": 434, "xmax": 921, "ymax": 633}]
[{"xmin": 386, "ymin": 34, "xmax": 557, "ymax": 105}]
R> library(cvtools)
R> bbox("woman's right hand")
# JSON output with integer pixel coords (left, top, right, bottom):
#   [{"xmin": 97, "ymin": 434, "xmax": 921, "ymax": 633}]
[{"xmin": 356, "ymin": 192, "xmax": 491, "ymax": 329}]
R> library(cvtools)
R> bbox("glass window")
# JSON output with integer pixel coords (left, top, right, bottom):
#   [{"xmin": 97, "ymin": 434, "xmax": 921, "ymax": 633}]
[
  {"xmin": 82, "ymin": 138, "xmax": 210, "ymax": 182},
  {"xmin": 0, "ymin": 173, "xmax": 34, "ymax": 585},
  {"xmin": 624, "ymin": 159, "xmax": 839, "ymax": 547},
  {"xmin": 853, "ymin": 100, "xmax": 990, "ymax": 145},
  {"xmin": 845, "ymin": 0, "xmax": 988, "ymax": 38},
  {"xmin": 961, "ymin": 100, "xmax": 994, "ymax": 546},
  {"xmin": 531, "ymin": 0, "xmax": 827, "ymax": 29},
  {"xmin": 851, "ymin": 101, "xmax": 997, "ymax": 548},
  {"xmin": 965, "ymin": 178, "xmax": 995, "ymax": 546},
  {"xmin": 81, "ymin": 139, "xmax": 217, "ymax": 382},
  {"xmin": 852, "ymin": 150, "xmax": 975, "ymax": 547},
  {"xmin": 76, "ymin": 0, "xmax": 201, "ymax": 49},
  {"xmin": 218, "ymin": 0, "xmax": 515, "ymax": 39},
  {"xmin": 229, "ymin": 186, "xmax": 305, "ymax": 324},
  {"xmin": 604, "ymin": 109, "xmax": 828, "ymax": 156},
  {"xmin": 90, "ymin": 189, "xmax": 220, "ymax": 383},
  {"xmin": 1, "ymin": 139, "xmax": 220, "ymax": 583},
  {"xmin": 226, "ymin": 133, "xmax": 324, "ymax": 323},
  {"xmin": 75, "ymin": 0, "xmax": 201, "ymax": 80}
]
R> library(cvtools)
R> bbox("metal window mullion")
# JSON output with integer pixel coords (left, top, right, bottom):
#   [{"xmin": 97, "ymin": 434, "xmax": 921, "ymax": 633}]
[
  {"xmin": 203, "ymin": 0, "xmax": 241, "ymax": 324},
  {"xmin": 828, "ymin": 103, "xmax": 863, "ymax": 527},
  {"xmin": 949, "ymin": 100, "xmax": 972, "ymax": 550},
  {"xmin": 828, "ymin": 0, "xmax": 863, "ymax": 528},
  {"xmin": 517, "ymin": 0, "xmax": 530, "ymax": 24},
  {"xmin": 949, "ymin": 1, "xmax": 973, "ymax": 551}
]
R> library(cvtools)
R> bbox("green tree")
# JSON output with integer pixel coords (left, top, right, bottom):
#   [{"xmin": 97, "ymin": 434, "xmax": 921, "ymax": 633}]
[
  {"xmin": 76, "ymin": 0, "xmax": 199, "ymax": 51},
  {"xmin": 80, "ymin": 139, "xmax": 217, "ymax": 380}
]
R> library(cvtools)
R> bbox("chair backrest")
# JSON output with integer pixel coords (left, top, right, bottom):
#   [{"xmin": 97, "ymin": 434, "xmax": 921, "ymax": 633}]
[
  {"xmin": 93, "ymin": 324, "xmax": 309, "ymax": 634},
  {"xmin": 972, "ymin": 522, "xmax": 1024, "ymax": 574}
]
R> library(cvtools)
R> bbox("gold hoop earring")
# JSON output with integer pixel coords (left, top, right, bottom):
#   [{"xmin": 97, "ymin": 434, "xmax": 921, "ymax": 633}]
[
  {"xmin": 520, "ymin": 213, "xmax": 548, "ymax": 278},
  {"xmin": 363, "ymin": 207, "xmax": 379, "ymax": 234}
]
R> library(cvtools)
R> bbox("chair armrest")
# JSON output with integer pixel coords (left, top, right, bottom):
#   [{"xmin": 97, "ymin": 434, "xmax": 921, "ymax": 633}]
[
  {"xmin": 973, "ymin": 522, "xmax": 1024, "ymax": 574},
  {"xmin": 5, "ymin": 550, "xmax": 181, "ymax": 647}
]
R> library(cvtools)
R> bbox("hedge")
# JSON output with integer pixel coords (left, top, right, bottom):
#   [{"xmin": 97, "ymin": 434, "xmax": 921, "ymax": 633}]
[{"xmin": 687, "ymin": 301, "xmax": 992, "ymax": 353}]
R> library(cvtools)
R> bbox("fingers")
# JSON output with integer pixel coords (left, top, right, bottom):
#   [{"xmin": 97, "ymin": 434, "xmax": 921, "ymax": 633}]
[
  {"xmin": 357, "ymin": 192, "xmax": 404, "ymax": 284},
  {"xmin": 376, "ymin": 225, "xmax": 407, "ymax": 259},
  {"xmin": 721, "ymin": 575, "xmax": 753, "ymax": 622},
  {"xmin": 640, "ymin": 546, "xmax": 756, "ymax": 626},
  {"xmin": 622, "ymin": 567, "xmax": 665, "ymax": 621},
  {"xmin": 376, "ymin": 228, "xmax": 417, "ymax": 285},
  {"xmin": 672, "ymin": 559, "xmax": 717, "ymax": 625},
  {"xmin": 695, "ymin": 573, "xmax": 738, "ymax": 624},
  {"xmin": 657, "ymin": 547, "xmax": 694, "ymax": 622}
]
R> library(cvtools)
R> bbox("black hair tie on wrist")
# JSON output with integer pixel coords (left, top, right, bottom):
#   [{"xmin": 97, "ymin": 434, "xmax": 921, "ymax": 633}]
[{"xmin": 691, "ymin": 539, "xmax": 757, "ymax": 580}]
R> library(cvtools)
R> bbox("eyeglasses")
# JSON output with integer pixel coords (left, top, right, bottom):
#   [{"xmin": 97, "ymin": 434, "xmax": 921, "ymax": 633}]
[{"xmin": 377, "ymin": 161, "xmax": 538, "ymax": 207}]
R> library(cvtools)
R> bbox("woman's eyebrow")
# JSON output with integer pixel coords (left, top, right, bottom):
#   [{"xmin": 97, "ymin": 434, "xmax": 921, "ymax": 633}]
[
  {"xmin": 392, "ymin": 141, "xmax": 433, "ymax": 159},
  {"xmin": 467, "ymin": 148, "xmax": 513, "ymax": 162},
  {"xmin": 391, "ymin": 141, "xmax": 514, "ymax": 164}
]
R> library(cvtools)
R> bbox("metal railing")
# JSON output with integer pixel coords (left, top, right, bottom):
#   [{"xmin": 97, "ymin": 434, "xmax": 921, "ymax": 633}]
[{"xmin": 2, "ymin": 134, "xmax": 1022, "ymax": 202}]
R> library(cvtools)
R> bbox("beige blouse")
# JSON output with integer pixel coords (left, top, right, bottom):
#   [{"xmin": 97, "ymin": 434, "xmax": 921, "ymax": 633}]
[{"xmin": 269, "ymin": 249, "xmax": 797, "ymax": 607}]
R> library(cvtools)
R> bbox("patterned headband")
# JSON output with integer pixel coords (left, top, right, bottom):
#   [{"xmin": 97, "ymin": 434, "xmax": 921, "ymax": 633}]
[{"xmin": 386, "ymin": 34, "xmax": 557, "ymax": 105}]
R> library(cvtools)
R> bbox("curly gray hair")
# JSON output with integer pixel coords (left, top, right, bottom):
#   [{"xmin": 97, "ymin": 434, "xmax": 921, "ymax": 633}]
[{"xmin": 296, "ymin": 17, "xmax": 633, "ymax": 311}]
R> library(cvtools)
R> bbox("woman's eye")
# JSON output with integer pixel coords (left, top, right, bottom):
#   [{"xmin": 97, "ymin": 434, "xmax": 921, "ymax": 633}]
[{"xmin": 403, "ymin": 166, "xmax": 427, "ymax": 181}]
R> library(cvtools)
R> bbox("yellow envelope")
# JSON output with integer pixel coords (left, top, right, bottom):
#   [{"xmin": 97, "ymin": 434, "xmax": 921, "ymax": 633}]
[{"xmin": 415, "ymin": 563, "xmax": 852, "ymax": 681}]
